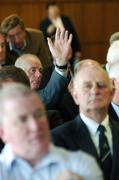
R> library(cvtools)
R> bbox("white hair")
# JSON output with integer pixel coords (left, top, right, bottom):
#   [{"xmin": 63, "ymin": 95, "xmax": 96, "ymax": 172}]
[
  {"xmin": 0, "ymin": 83, "xmax": 38, "ymax": 122},
  {"xmin": 109, "ymin": 61, "xmax": 119, "ymax": 78},
  {"xmin": 15, "ymin": 54, "xmax": 42, "ymax": 71},
  {"xmin": 73, "ymin": 65, "xmax": 112, "ymax": 91},
  {"xmin": 106, "ymin": 40, "xmax": 119, "ymax": 64}
]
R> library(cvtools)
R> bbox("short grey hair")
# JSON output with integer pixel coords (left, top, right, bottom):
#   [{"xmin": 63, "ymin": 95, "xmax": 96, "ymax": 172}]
[
  {"xmin": 109, "ymin": 61, "xmax": 119, "ymax": 78},
  {"xmin": 106, "ymin": 40, "xmax": 119, "ymax": 64},
  {"xmin": 0, "ymin": 83, "xmax": 38, "ymax": 122},
  {"xmin": 73, "ymin": 65, "xmax": 113, "ymax": 91},
  {"xmin": 74, "ymin": 59, "xmax": 101, "ymax": 74},
  {"xmin": 15, "ymin": 54, "xmax": 42, "ymax": 71},
  {"xmin": 109, "ymin": 32, "xmax": 119, "ymax": 45}
]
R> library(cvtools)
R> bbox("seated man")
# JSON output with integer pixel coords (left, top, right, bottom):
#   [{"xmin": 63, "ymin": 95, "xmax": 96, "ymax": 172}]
[
  {"xmin": 0, "ymin": 14, "xmax": 51, "ymax": 68},
  {"xmin": 0, "ymin": 83, "xmax": 103, "ymax": 179}
]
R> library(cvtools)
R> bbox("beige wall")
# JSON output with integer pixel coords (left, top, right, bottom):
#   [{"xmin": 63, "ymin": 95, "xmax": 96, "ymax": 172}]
[{"xmin": 0, "ymin": 0, "xmax": 119, "ymax": 64}]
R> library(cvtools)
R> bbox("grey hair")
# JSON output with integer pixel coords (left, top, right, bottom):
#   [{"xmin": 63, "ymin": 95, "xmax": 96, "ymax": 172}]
[
  {"xmin": 0, "ymin": 83, "xmax": 37, "ymax": 122},
  {"xmin": 73, "ymin": 65, "xmax": 113, "ymax": 91},
  {"xmin": 109, "ymin": 61, "xmax": 119, "ymax": 78},
  {"xmin": 15, "ymin": 54, "xmax": 42, "ymax": 71},
  {"xmin": 74, "ymin": 59, "xmax": 101, "ymax": 74},
  {"xmin": 106, "ymin": 40, "xmax": 119, "ymax": 64}
]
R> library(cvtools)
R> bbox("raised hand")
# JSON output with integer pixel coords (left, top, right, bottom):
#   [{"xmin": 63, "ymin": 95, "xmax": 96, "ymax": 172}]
[{"xmin": 47, "ymin": 28, "xmax": 73, "ymax": 66}]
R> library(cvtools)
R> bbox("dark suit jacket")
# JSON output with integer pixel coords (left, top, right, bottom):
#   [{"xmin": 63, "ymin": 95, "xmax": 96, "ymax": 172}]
[
  {"xmin": 108, "ymin": 104, "xmax": 119, "ymax": 122},
  {"xmin": 40, "ymin": 15, "xmax": 81, "ymax": 55},
  {"xmin": 37, "ymin": 69, "xmax": 70, "ymax": 109},
  {"xmin": 52, "ymin": 114, "xmax": 119, "ymax": 179},
  {"xmin": 39, "ymin": 66, "xmax": 78, "ymax": 121}
]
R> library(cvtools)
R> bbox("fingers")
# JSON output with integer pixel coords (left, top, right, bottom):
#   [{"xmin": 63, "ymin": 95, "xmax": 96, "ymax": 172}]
[
  {"xmin": 60, "ymin": 28, "xmax": 65, "ymax": 42},
  {"xmin": 55, "ymin": 28, "xmax": 60, "ymax": 42},
  {"xmin": 55, "ymin": 28, "xmax": 73, "ymax": 44},
  {"xmin": 47, "ymin": 37, "xmax": 54, "ymax": 53},
  {"xmin": 68, "ymin": 34, "xmax": 73, "ymax": 44},
  {"xmin": 64, "ymin": 30, "xmax": 69, "ymax": 42}
]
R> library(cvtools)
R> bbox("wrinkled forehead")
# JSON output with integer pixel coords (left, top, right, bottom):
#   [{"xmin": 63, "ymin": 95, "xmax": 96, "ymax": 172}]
[
  {"xmin": 25, "ymin": 58, "xmax": 42, "ymax": 70},
  {"xmin": 2, "ymin": 93, "xmax": 44, "ymax": 114},
  {"xmin": 76, "ymin": 66, "xmax": 110, "ymax": 84}
]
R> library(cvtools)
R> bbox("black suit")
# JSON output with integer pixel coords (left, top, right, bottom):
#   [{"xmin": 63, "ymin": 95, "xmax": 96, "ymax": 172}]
[
  {"xmin": 52, "ymin": 114, "xmax": 119, "ymax": 179},
  {"xmin": 40, "ymin": 15, "xmax": 81, "ymax": 58},
  {"xmin": 108, "ymin": 104, "xmax": 119, "ymax": 122}
]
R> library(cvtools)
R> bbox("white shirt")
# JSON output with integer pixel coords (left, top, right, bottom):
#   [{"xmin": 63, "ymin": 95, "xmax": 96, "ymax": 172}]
[
  {"xmin": 111, "ymin": 102, "xmax": 119, "ymax": 118},
  {"xmin": 0, "ymin": 143, "xmax": 103, "ymax": 180},
  {"xmin": 80, "ymin": 113, "xmax": 113, "ymax": 155}
]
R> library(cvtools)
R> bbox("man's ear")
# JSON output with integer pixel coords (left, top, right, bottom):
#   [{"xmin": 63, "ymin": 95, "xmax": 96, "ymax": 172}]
[
  {"xmin": 72, "ymin": 89, "xmax": 80, "ymax": 105},
  {"xmin": 110, "ymin": 78, "xmax": 115, "ymax": 98}
]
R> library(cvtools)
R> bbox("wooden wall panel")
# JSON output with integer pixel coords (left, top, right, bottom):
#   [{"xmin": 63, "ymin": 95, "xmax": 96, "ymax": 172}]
[{"xmin": 0, "ymin": 1, "xmax": 119, "ymax": 64}]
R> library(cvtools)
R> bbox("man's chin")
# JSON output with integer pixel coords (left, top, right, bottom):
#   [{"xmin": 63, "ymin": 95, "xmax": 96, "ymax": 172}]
[{"xmin": 31, "ymin": 83, "xmax": 40, "ymax": 90}]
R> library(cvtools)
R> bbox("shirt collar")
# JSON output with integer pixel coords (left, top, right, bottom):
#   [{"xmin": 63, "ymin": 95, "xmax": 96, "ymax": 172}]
[
  {"xmin": 36, "ymin": 144, "xmax": 69, "ymax": 169},
  {"xmin": 0, "ymin": 143, "xmax": 67, "ymax": 170},
  {"xmin": 9, "ymin": 40, "xmax": 26, "ymax": 53},
  {"xmin": 80, "ymin": 113, "xmax": 109, "ymax": 136},
  {"xmin": 0, "ymin": 144, "xmax": 16, "ymax": 170},
  {"xmin": 111, "ymin": 102, "xmax": 119, "ymax": 118}
]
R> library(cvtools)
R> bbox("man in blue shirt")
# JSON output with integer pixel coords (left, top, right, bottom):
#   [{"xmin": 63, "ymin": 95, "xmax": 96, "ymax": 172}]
[{"xmin": 0, "ymin": 83, "xmax": 103, "ymax": 180}]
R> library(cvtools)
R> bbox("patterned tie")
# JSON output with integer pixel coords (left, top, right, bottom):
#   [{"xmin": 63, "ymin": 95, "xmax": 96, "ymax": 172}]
[{"xmin": 98, "ymin": 125, "xmax": 112, "ymax": 180}]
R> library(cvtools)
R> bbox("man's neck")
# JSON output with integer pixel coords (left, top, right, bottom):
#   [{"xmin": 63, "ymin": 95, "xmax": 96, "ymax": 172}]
[{"xmin": 80, "ymin": 108, "xmax": 108, "ymax": 123}]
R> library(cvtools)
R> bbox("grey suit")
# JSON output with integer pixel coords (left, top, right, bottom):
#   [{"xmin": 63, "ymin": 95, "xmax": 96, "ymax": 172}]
[{"xmin": 37, "ymin": 69, "xmax": 70, "ymax": 109}]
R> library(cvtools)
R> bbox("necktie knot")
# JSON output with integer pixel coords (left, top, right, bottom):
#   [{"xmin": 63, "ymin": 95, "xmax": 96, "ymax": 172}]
[{"xmin": 98, "ymin": 124, "xmax": 106, "ymax": 134}]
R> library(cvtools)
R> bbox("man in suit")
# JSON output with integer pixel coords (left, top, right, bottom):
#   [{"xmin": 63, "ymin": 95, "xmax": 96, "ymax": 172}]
[
  {"xmin": 40, "ymin": 1, "xmax": 81, "ymax": 64},
  {"xmin": 52, "ymin": 63, "xmax": 119, "ymax": 179},
  {"xmin": 0, "ymin": 14, "xmax": 51, "ymax": 68},
  {"xmin": 15, "ymin": 28, "xmax": 72, "ymax": 110}
]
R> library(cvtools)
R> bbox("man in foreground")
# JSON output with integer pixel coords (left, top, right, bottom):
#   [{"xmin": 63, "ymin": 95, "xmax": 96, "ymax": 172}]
[{"xmin": 0, "ymin": 83, "xmax": 102, "ymax": 179}]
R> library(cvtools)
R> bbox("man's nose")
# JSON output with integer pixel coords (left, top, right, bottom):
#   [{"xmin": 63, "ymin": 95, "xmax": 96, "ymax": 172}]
[
  {"xmin": 29, "ymin": 116, "xmax": 39, "ymax": 131},
  {"xmin": 91, "ymin": 84, "xmax": 100, "ymax": 94},
  {"xmin": 35, "ymin": 70, "xmax": 41, "ymax": 78},
  {"xmin": 14, "ymin": 35, "xmax": 20, "ymax": 43}
]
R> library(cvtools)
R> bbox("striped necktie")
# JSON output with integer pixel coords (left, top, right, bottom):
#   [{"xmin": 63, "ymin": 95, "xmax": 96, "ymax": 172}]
[{"xmin": 98, "ymin": 124, "xmax": 112, "ymax": 180}]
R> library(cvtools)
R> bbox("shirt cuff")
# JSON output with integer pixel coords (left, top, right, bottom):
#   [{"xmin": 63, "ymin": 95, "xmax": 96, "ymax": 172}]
[{"xmin": 55, "ymin": 66, "xmax": 68, "ymax": 77}]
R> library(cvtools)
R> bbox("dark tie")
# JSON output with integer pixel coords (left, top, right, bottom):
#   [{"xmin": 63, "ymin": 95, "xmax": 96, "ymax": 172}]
[{"xmin": 98, "ymin": 125, "xmax": 112, "ymax": 180}]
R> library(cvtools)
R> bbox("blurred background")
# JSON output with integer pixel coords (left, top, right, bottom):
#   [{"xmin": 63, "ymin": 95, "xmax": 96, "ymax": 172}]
[{"xmin": 1, "ymin": 0, "xmax": 119, "ymax": 64}]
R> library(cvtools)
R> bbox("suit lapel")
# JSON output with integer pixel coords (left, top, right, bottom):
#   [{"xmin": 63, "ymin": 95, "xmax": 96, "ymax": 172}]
[
  {"xmin": 110, "ymin": 119, "xmax": 119, "ymax": 178},
  {"xmin": 72, "ymin": 115, "xmax": 99, "ymax": 161},
  {"xmin": 108, "ymin": 104, "xmax": 119, "ymax": 122}
]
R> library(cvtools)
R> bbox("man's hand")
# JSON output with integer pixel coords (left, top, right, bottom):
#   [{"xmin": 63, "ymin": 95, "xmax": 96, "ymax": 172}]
[
  {"xmin": 47, "ymin": 28, "xmax": 73, "ymax": 66},
  {"xmin": 56, "ymin": 169, "xmax": 82, "ymax": 180}
]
